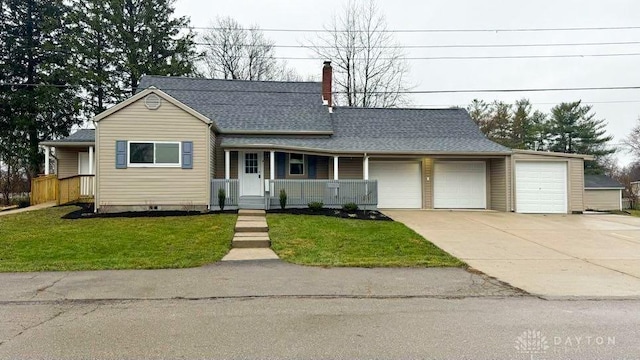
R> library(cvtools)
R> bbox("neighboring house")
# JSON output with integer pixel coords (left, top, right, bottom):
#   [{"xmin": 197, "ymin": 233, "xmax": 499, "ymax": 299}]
[
  {"xmin": 584, "ymin": 174, "xmax": 625, "ymax": 211},
  {"xmin": 40, "ymin": 62, "xmax": 593, "ymax": 214}
]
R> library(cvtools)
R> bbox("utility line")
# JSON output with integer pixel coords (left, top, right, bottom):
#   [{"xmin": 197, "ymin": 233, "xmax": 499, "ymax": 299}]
[
  {"xmin": 188, "ymin": 25, "xmax": 640, "ymax": 33},
  {"xmin": 2, "ymin": 83, "xmax": 640, "ymax": 94},
  {"xmin": 195, "ymin": 40, "xmax": 640, "ymax": 49},
  {"xmin": 248, "ymin": 53, "xmax": 640, "ymax": 60}
]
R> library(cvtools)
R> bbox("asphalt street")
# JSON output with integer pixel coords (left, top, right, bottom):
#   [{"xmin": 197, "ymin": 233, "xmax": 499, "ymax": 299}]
[
  {"xmin": 1, "ymin": 297, "xmax": 639, "ymax": 359},
  {"xmin": 0, "ymin": 261, "xmax": 639, "ymax": 359}
]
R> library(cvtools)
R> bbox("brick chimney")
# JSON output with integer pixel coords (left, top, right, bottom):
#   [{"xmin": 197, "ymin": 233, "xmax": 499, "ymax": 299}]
[{"xmin": 322, "ymin": 61, "xmax": 332, "ymax": 107}]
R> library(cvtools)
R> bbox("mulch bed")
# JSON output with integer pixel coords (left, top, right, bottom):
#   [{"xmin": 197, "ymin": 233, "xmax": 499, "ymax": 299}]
[{"xmin": 267, "ymin": 207, "xmax": 392, "ymax": 221}]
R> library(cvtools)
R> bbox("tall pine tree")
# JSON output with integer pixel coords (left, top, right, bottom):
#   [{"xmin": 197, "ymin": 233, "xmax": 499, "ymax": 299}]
[
  {"xmin": 109, "ymin": 0, "xmax": 198, "ymax": 95},
  {"xmin": 0, "ymin": 0, "xmax": 82, "ymax": 179}
]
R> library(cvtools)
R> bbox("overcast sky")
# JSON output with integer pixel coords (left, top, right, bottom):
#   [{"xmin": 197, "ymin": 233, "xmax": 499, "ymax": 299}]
[{"xmin": 174, "ymin": 0, "xmax": 639, "ymax": 166}]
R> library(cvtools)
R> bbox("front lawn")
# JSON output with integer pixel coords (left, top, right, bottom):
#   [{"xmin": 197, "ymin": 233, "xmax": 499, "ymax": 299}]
[
  {"xmin": 628, "ymin": 210, "xmax": 640, "ymax": 217},
  {"xmin": 0, "ymin": 206, "xmax": 236, "ymax": 272},
  {"xmin": 268, "ymin": 214, "xmax": 463, "ymax": 267}
]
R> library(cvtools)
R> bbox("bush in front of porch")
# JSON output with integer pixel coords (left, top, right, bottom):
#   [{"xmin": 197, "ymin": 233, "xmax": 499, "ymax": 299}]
[{"xmin": 267, "ymin": 214, "xmax": 464, "ymax": 268}]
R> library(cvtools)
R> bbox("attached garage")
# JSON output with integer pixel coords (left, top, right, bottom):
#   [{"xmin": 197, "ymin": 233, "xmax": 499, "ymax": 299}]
[
  {"xmin": 369, "ymin": 161, "xmax": 422, "ymax": 208},
  {"xmin": 433, "ymin": 161, "xmax": 487, "ymax": 209},
  {"xmin": 514, "ymin": 161, "xmax": 568, "ymax": 213}
]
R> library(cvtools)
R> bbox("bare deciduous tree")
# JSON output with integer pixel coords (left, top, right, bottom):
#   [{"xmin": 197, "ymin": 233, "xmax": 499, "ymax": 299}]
[
  {"xmin": 623, "ymin": 117, "xmax": 640, "ymax": 159},
  {"xmin": 199, "ymin": 17, "xmax": 298, "ymax": 81},
  {"xmin": 307, "ymin": 0, "xmax": 410, "ymax": 107}
]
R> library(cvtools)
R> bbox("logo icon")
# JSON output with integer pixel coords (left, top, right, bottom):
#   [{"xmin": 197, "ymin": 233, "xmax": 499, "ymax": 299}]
[{"xmin": 515, "ymin": 329, "xmax": 550, "ymax": 354}]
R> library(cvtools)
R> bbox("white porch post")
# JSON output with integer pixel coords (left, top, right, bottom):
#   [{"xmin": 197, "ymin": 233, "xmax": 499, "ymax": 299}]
[
  {"xmin": 363, "ymin": 155, "xmax": 369, "ymax": 180},
  {"xmin": 43, "ymin": 146, "xmax": 50, "ymax": 175},
  {"xmin": 88, "ymin": 146, "xmax": 94, "ymax": 175},
  {"xmin": 333, "ymin": 156, "xmax": 339, "ymax": 180},
  {"xmin": 270, "ymin": 151, "xmax": 275, "ymax": 180},
  {"xmin": 224, "ymin": 150, "xmax": 230, "ymax": 180}
]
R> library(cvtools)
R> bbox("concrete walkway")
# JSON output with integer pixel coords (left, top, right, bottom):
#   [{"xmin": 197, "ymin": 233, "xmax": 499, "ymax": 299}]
[
  {"xmin": 0, "ymin": 202, "xmax": 56, "ymax": 217},
  {"xmin": 221, "ymin": 210, "xmax": 279, "ymax": 261},
  {"xmin": 0, "ymin": 261, "xmax": 522, "ymax": 303},
  {"xmin": 385, "ymin": 210, "xmax": 640, "ymax": 299}
]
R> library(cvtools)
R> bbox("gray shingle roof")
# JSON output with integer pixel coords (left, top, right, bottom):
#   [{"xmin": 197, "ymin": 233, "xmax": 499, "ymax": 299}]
[
  {"xmin": 221, "ymin": 107, "xmax": 511, "ymax": 154},
  {"xmin": 45, "ymin": 129, "xmax": 95, "ymax": 143},
  {"xmin": 584, "ymin": 174, "xmax": 624, "ymax": 189},
  {"xmin": 137, "ymin": 76, "xmax": 333, "ymax": 133}
]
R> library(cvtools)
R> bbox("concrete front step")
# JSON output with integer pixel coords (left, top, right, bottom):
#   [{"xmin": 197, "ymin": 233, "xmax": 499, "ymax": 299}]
[
  {"xmin": 235, "ymin": 221, "xmax": 268, "ymax": 232},
  {"xmin": 232, "ymin": 237, "xmax": 271, "ymax": 248},
  {"xmin": 234, "ymin": 232, "xmax": 269, "ymax": 237},
  {"xmin": 237, "ymin": 215, "xmax": 267, "ymax": 222},
  {"xmin": 221, "ymin": 248, "xmax": 279, "ymax": 261},
  {"xmin": 238, "ymin": 209, "xmax": 266, "ymax": 217}
]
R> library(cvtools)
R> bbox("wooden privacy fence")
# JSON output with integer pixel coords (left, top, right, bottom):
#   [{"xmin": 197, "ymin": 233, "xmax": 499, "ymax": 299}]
[
  {"xmin": 30, "ymin": 175, "xmax": 58, "ymax": 205},
  {"xmin": 30, "ymin": 175, "xmax": 95, "ymax": 205}
]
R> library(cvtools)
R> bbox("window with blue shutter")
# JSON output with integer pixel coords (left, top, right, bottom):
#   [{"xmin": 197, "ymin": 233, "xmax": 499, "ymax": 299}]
[
  {"xmin": 308, "ymin": 155, "xmax": 317, "ymax": 179},
  {"xmin": 181, "ymin": 141, "xmax": 193, "ymax": 169},
  {"xmin": 115, "ymin": 140, "xmax": 127, "ymax": 169},
  {"xmin": 276, "ymin": 152, "xmax": 286, "ymax": 178}
]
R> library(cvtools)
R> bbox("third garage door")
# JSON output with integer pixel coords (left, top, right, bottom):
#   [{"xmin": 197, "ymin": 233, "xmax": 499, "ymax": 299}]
[
  {"xmin": 433, "ymin": 161, "xmax": 487, "ymax": 209},
  {"xmin": 369, "ymin": 161, "xmax": 422, "ymax": 208},
  {"xmin": 515, "ymin": 161, "xmax": 567, "ymax": 213}
]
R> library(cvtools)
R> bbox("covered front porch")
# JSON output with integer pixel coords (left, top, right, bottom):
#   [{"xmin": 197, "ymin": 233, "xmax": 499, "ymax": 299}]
[
  {"xmin": 211, "ymin": 150, "xmax": 378, "ymax": 210},
  {"xmin": 33, "ymin": 130, "xmax": 96, "ymax": 205}
]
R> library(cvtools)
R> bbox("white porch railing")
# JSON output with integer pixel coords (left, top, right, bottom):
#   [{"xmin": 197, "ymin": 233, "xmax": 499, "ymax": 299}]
[
  {"xmin": 210, "ymin": 179, "xmax": 239, "ymax": 209},
  {"xmin": 268, "ymin": 179, "xmax": 377, "ymax": 209},
  {"xmin": 79, "ymin": 175, "xmax": 95, "ymax": 197}
]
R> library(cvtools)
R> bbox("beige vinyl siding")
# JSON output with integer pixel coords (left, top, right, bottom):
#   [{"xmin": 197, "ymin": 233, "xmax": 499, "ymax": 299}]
[
  {"xmin": 489, "ymin": 157, "xmax": 509, "ymax": 211},
  {"xmin": 329, "ymin": 157, "xmax": 363, "ymax": 179},
  {"xmin": 422, "ymin": 158, "xmax": 433, "ymax": 209},
  {"xmin": 97, "ymin": 97, "xmax": 209, "ymax": 207},
  {"xmin": 569, "ymin": 158, "xmax": 585, "ymax": 212},
  {"xmin": 585, "ymin": 189, "xmax": 621, "ymax": 211},
  {"xmin": 56, "ymin": 147, "xmax": 81, "ymax": 178}
]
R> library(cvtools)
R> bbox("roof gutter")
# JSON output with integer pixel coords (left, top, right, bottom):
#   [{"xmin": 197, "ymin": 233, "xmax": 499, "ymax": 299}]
[
  {"xmin": 221, "ymin": 143, "xmax": 512, "ymax": 157},
  {"xmin": 39, "ymin": 141, "xmax": 95, "ymax": 147}
]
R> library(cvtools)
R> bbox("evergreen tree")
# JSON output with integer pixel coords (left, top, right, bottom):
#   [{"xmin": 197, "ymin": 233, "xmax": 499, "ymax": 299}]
[
  {"xmin": 0, "ymin": 0, "xmax": 82, "ymax": 178},
  {"xmin": 109, "ymin": 0, "xmax": 199, "ymax": 95},
  {"xmin": 547, "ymin": 101, "xmax": 615, "ymax": 174},
  {"xmin": 69, "ymin": 0, "xmax": 123, "ymax": 117}
]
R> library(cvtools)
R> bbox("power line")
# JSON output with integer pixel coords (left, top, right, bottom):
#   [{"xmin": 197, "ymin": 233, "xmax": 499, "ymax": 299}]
[
  {"xmin": 195, "ymin": 40, "xmax": 640, "ymax": 49},
  {"xmin": 3, "ymin": 83, "xmax": 640, "ymax": 94},
  {"xmin": 252, "ymin": 53, "xmax": 640, "ymax": 61},
  {"xmin": 189, "ymin": 25, "xmax": 640, "ymax": 33}
]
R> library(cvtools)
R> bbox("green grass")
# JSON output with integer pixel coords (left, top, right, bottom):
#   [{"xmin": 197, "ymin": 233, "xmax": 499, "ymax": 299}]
[
  {"xmin": 628, "ymin": 210, "xmax": 640, "ymax": 217},
  {"xmin": 0, "ymin": 206, "xmax": 236, "ymax": 272},
  {"xmin": 268, "ymin": 214, "xmax": 464, "ymax": 267}
]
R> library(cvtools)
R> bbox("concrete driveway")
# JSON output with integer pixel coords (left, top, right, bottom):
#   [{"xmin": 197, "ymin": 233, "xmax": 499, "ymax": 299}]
[{"xmin": 384, "ymin": 210, "xmax": 640, "ymax": 298}]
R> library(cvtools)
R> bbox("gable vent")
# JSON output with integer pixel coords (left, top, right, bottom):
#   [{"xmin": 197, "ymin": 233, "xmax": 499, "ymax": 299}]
[{"xmin": 144, "ymin": 94, "xmax": 162, "ymax": 110}]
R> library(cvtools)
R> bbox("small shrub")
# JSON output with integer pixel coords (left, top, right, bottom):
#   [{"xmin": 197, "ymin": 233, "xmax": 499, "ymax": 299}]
[
  {"xmin": 342, "ymin": 202, "xmax": 358, "ymax": 213},
  {"xmin": 308, "ymin": 201, "xmax": 324, "ymax": 212},
  {"xmin": 11, "ymin": 195, "xmax": 30, "ymax": 208},
  {"xmin": 217, "ymin": 188, "xmax": 226, "ymax": 211},
  {"xmin": 279, "ymin": 189, "xmax": 287, "ymax": 209}
]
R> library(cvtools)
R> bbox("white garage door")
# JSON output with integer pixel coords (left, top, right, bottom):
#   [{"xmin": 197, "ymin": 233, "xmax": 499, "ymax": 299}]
[
  {"xmin": 515, "ymin": 161, "xmax": 567, "ymax": 213},
  {"xmin": 433, "ymin": 161, "xmax": 486, "ymax": 209},
  {"xmin": 369, "ymin": 161, "xmax": 422, "ymax": 208}
]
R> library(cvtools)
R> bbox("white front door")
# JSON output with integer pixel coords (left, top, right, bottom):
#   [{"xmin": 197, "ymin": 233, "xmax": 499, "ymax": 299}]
[
  {"xmin": 239, "ymin": 152, "xmax": 263, "ymax": 196},
  {"xmin": 78, "ymin": 152, "xmax": 92, "ymax": 175}
]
